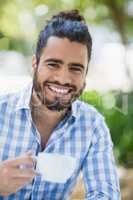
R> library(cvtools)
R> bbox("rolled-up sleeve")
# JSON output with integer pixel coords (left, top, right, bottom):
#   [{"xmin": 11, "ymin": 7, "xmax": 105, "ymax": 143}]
[{"xmin": 82, "ymin": 116, "xmax": 121, "ymax": 200}]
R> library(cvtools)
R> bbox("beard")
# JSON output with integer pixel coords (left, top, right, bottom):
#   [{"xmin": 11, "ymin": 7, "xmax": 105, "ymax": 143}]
[{"xmin": 32, "ymin": 70, "xmax": 84, "ymax": 112}]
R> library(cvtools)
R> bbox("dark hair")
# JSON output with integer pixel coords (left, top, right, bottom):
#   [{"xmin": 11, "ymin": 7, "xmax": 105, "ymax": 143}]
[{"xmin": 35, "ymin": 10, "xmax": 92, "ymax": 71}]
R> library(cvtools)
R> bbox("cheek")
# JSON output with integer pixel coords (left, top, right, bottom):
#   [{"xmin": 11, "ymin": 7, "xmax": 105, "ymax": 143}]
[
  {"xmin": 37, "ymin": 69, "xmax": 48, "ymax": 83},
  {"xmin": 74, "ymin": 77, "xmax": 85, "ymax": 89}
]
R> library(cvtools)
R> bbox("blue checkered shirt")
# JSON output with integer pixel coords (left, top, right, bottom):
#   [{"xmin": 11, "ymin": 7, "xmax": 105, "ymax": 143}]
[{"xmin": 0, "ymin": 84, "xmax": 120, "ymax": 200}]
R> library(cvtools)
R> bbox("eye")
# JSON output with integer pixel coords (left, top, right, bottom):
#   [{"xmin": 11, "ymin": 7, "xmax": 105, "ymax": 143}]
[
  {"xmin": 70, "ymin": 66, "xmax": 83, "ymax": 73},
  {"xmin": 47, "ymin": 63, "xmax": 58, "ymax": 68}
]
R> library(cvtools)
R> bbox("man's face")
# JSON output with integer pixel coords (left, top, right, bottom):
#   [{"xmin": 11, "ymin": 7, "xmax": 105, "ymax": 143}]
[{"xmin": 32, "ymin": 36, "xmax": 88, "ymax": 111}]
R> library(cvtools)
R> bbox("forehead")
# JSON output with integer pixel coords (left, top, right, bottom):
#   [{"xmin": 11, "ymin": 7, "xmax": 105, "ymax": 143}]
[{"xmin": 40, "ymin": 36, "xmax": 88, "ymax": 65}]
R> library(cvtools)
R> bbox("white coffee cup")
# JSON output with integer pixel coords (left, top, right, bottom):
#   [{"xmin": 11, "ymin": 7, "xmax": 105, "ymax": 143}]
[{"xmin": 35, "ymin": 153, "xmax": 77, "ymax": 183}]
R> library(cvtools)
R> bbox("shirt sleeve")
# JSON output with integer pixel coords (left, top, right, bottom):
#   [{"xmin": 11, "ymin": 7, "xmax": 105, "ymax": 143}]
[{"xmin": 82, "ymin": 115, "xmax": 121, "ymax": 200}]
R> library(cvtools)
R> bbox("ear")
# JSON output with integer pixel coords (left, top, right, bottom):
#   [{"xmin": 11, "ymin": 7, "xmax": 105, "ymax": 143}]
[
  {"xmin": 83, "ymin": 81, "xmax": 86, "ymax": 90},
  {"xmin": 32, "ymin": 55, "xmax": 37, "ymax": 72}
]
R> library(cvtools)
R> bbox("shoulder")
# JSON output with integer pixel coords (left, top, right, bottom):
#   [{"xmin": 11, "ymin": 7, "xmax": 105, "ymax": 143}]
[
  {"xmin": 74, "ymin": 99, "xmax": 104, "ymax": 121},
  {"xmin": 74, "ymin": 100, "xmax": 110, "ymax": 137},
  {"xmin": 0, "ymin": 83, "xmax": 32, "ymax": 111},
  {"xmin": 77, "ymin": 100, "xmax": 112, "ymax": 143},
  {"xmin": 0, "ymin": 92, "xmax": 20, "ymax": 111}
]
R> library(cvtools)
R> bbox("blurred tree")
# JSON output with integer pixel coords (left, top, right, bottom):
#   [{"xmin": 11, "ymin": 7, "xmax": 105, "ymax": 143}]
[
  {"xmin": 81, "ymin": 0, "xmax": 133, "ymax": 89},
  {"xmin": 81, "ymin": 0, "xmax": 131, "ymax": 44},
  {"xmin": 0, "ymin": 0, "xmax": 132, "ymax": 52}
]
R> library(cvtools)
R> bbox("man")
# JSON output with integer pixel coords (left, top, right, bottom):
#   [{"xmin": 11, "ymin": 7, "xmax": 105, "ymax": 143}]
[{"xmin": 0, "ymin": 10, "xmax": 120, "ymax": 199}]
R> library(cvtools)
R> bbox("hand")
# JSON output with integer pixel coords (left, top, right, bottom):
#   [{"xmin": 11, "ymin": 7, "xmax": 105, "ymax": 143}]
[{"xmin": 0, "ymin": 151, "xmax": 37, "ymax": 196}]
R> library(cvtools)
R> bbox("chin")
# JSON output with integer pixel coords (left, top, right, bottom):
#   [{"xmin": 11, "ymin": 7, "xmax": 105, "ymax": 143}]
[{"xmin": 44, "ymin": 97, "xmax": 72, "ymax": 112}]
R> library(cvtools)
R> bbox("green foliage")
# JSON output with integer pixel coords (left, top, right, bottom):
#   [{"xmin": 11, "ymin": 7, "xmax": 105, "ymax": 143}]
[
  {"xmin": 0, "ymin": 0, "xmax": 132, "ymax": 54},
  {"xmin": 80, "ymin": 91, "xmax": 133, "ymax": 167}
]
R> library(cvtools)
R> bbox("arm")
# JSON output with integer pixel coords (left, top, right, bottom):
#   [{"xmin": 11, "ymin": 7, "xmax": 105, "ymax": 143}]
[{"xmin": 82, "ymin": 116, "xmax": 121, "ymax": 200}]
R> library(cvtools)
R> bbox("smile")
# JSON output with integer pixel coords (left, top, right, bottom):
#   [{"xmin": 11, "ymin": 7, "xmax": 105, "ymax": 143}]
[{"xmin": 47, "ymin": 85, "xmax": 70, "ymax": 95}]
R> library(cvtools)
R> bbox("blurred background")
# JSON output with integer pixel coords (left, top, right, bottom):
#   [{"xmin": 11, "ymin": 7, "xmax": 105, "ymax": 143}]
[{"xmin": 0, "ymin": 0, "xmax": 132, "ymax": 199}]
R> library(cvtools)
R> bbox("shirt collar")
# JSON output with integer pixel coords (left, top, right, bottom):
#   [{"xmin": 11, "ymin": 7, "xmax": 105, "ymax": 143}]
[
  {"xmin": 15, "ymin": 82, "xmax": 79, "ymax": 119},
  {"xmin": 15, "ymin": 82, "xmax": 33, "ymax": 111},
  {"xmin": 71, "ymin": 100, "xmax": 79, "ymax": 119}
]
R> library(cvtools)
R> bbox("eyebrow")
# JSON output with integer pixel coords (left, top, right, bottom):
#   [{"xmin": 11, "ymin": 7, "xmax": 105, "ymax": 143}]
[
  {"xmin": 44, "ymin": 58, "xmax": 63, "ymax": 64},
  {"xmin": 44, "ymin": 58, "xmax": 85, "ymax": 70}
]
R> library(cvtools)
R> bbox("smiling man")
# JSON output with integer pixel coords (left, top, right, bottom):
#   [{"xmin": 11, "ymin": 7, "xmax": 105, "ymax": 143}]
[
  {"xmin": 0, "ymin": 10, "xmax": 120, "ymax": 199},
  {"xmin": 32, "ymin": 36, "xmax": 87, "ymax": 112}
]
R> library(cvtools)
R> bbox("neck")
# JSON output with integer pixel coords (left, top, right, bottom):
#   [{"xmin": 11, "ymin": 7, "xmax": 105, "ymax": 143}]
[{"xmin": 30, "ymin": 89, "xmax": 67, "ymax": 125}]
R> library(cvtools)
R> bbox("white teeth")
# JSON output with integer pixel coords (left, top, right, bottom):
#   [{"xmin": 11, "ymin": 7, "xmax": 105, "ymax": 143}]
[{"xmin": 49, "ymin": 86, "xmax": 69, "ymax": 94}]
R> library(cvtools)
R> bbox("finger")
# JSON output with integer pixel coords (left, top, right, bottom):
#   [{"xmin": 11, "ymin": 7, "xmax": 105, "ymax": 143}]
[
  {"xmin": 12, "ymin": 177, "xmax": 34, "ymax": 189},
  {"xmin": 6, "ymin": 155, "xmax": 34, "ymax": 168},
  {"xmin": 2, "ymin": 178, "xmax": 32, "ymax": 196},
  {"xmin": 11, "ymin": 168, "xmax": 37, "ymax": 178},
  {"xmin": 11, "ymin": 178, "xmax": 33, "ymax": 193}
]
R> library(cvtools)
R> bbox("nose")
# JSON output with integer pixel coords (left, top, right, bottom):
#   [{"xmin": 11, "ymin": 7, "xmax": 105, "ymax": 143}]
[{"xmin": 54, "ymin": 66, "xmax": 72, "ymax": 86}]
